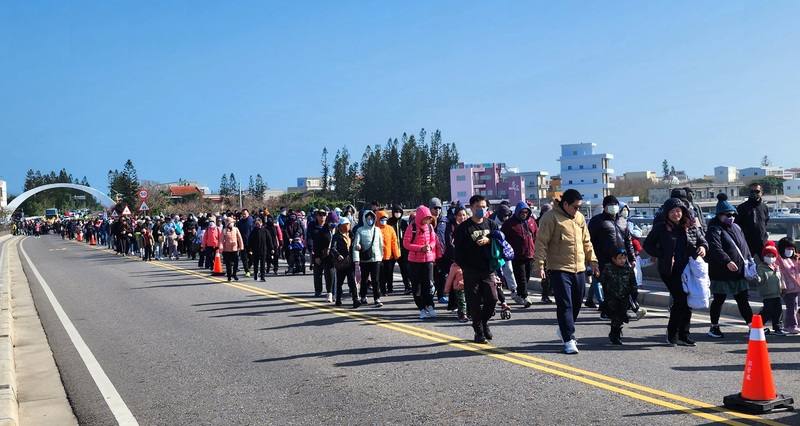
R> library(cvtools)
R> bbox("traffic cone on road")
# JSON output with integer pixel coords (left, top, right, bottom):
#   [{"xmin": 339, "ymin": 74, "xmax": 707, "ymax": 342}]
[
  {"xmin": 90, "ymin": 234, "xmax": 97, "ymax": 246},
  {"xmin": 723, "ymin": 314, "xmax": 794, "ymax": 413},
  {"xmin": 77, "ymin": 232, "xmax": 83, "ymax": 242},
  {"xmin": 211, "ymin": 250, "xmax": 224, "ymax": 277}
]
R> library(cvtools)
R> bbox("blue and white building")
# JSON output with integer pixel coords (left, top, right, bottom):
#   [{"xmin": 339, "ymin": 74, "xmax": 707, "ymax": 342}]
[{"xmin": 558, "ymin": 143, "xmax": 614, "ymax": 202}]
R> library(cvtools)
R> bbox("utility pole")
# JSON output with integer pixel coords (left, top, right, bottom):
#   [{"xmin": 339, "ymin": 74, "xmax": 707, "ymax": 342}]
[{"xmin": 239, "ymin": 183, "xmax": 243, "ymax": 210}]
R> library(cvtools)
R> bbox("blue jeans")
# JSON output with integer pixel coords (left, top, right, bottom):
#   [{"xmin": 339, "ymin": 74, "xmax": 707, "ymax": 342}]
[
  {"xmin": 587, "ymin": 279, "xmax": 604, "ymax": 304},
  {"xmin": 550, "ymin": 270, "xmax": 586, "ymax": 342}
]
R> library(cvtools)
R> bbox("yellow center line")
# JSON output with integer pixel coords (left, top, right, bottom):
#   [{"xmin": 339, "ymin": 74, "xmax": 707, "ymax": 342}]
[{"xmin": 68, "ymin": 240, "xmax": 780, "ymax": 425}]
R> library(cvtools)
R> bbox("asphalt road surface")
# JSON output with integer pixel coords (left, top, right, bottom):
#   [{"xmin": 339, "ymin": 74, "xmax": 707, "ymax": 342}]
[{"xmin": 14, "ymin": 235, "xmax": 800, "ymax": 425}]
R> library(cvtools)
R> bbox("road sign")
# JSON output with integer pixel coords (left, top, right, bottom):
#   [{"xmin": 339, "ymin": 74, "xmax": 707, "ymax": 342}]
[
  {"xmin": 110, "ymin": 210, "xmax": 119, "ymax": 218},
  {"xmin": 139, "ymin": 201, "xmax": 149, "ymax": 211},
  {"xmin": 121, "ymin": 206, "xmax": 132, "ymax": 215},
  {"xmin": 138, "ymin": 189, "xmax": 149, "ymax": 200}
]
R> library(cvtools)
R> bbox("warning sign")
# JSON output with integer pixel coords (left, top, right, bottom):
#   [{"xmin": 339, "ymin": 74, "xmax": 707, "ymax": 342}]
[
  {"xmin": 110, "ymin": 210, "xmax": 119, "ymax": 218},
  {"xmin": 121, "ymin": 206, "xmax": 132, "ymax": 215},
  {"xmin": 139, "ymin": 201, "xmax": 149, "ymax": 211}
]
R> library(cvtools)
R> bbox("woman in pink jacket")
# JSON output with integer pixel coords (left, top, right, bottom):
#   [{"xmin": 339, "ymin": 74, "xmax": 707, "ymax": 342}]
[
  {"xmin": 403, "ymin": 205, "xmax": 439, "ymax": 320},
  {"xmin": 201, "ymin": 216, "xmax": 220, "ymax": 270},
  {"xmin": 221, "ymin": 218, "xmax": 245, "ymax": 281},
  {"xmin": 777, "ymin": 237, "xmax": 800, "ymax": 334}
]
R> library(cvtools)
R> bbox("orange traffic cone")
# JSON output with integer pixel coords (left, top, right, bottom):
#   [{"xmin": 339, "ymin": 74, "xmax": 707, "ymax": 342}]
[
  {"xmin": 723, "ymin": 314, "xmax": 794, "ymax": 413},
  {"xmin": 77, "ymin": 232, "xmax": 83, "ymax": 242},
  {"xmin": 211, "ymin": 250, "xmax": 225, "ymax": 277},
  {"xmin": 90, "ymin": 235, "xmax": 97, "ymax": 246}
]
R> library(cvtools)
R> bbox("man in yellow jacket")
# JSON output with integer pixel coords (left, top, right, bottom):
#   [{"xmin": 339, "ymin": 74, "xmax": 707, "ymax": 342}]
[
  {"xmin": 377, "ymin": 210, "xmax": 401, "ymax": 296},
  {"xmin": 534, "ymin": 189, "xmax": 598, "ymax": 355}
]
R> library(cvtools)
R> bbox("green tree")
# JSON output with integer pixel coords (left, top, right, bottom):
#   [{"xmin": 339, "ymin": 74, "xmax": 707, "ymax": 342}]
[
  {"xmin": 248, "ymin": 175, "xmax": 256, "ymax": 197},
  {"xmin": 661, "ymin": 159, "xmax": 670, "ymax": 179},
  {"xmin": 254, "ymin": 174, "xmax": 267, "ymax": 199},
  {"xmin": 219, "ymin": 174, "xmax": 230, "ymax": 195},
  {"xmin": 320, "ymin": 147, "xmax": 330, "ymax": 194}
]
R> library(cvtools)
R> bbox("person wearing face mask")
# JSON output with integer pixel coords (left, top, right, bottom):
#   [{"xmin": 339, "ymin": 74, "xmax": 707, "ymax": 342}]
[
  {"xmin": 534, "ymin": 189, "xmax": 599, "ymax": 354},
  {"xmin": 502, "ymin": 201, "xmax": 539, "ymax": 308},
  {"xmin": 754, "ymin": 242, "xmax": 786, "ymax": 335},
  {"xmin": 376, "ymin": 210, "xmax": 400, "ymax": 296},
  {"xmin": 454, "ymin": 195, "xmax": 499, "ymax": 343},
  {"xmin": 309, "ymin": 209, "xmax": 335, "ymax": 299},
  {"xmin": 644, "ymin": 197, "xmax": 708, "ymax": 347},
  {"xmin": 588, "ymin": 196, "xmax": 635, "ymax": 309},
  {"xmin": 706, "ymin": 193, "xmax": 753, "ymax": 339},
  {"xmin": 735, "ymin": 183, "xmax": 770, "ymax": 260},
  {"xmin": 352, "ymin": 210, "xmax": 385, "ymax": 307},
  {"xmin": 387, "ymin": 206, "xmax": 411, "ymax": 294},
  {"xmin": 776, "ymin": 237, "xmax": 800, "ymax": 334},
  {"xmin": 248, "ymin": 218, "xmax": 275, "ymax": 282},
  {"xmin": 221, "ymin": 217, "xmax": 245, "ymax": 282}
]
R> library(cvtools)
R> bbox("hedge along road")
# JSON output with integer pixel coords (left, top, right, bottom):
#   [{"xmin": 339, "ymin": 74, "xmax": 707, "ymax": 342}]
[{"xmin": 20, "ymin": 235, "xmax": 799, "ymax": 425}]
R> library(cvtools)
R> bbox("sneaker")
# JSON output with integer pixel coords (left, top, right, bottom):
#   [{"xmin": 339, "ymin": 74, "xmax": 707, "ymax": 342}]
[
  {"xmin": 457, "ymin": 311, "xmax": 469, "ymax": 322},
  {"xmin": 326, "ymin": 293, "xmax": 334, "ymax": 303},
  {"xmin": 374, "ymin": 299, "xmax": 384, "ymax": 308},
  {"xmin": 352, "ymin": 300, "xmax": 361, "ymax": 309},
  {"xmin": 254, "ymin": 275, "xmax": 258, "ymax": 281},
  {"xmin": 511, "ymin": 293, "xmax": 526, "ymax": 305},
  {"xmin": 584, "ymin": 300, "xmax": 597, "ymax": 309},
  {"xmin": 525, "ymin": 295, "xmax": 536, "ymax": 305},
  {"xmin": 403, "ymin": 288, "xmax": 413, "ymax": 295},
  {"xmin": 772, "ymin": 329, "xmax": 787, "ymax": 336},
  {"xmin": 764, "ymin": 328, "xmax": 772, "ymax": 335},
  {"xmin": 666, "ymin": 334, "xmax": 677, "ymax": 347},
  {"xmin": 556, "ymin": 328, "xmax": 579, "ymax": 344},
  {"xmin": 784, "ymin": 327, "xmax": 800, "ymax": 335},
  {"xmin": 260, "ymin": 277, "xmax": 266, "ymax": 282},
  {"xmin": 335, "ymin": 300, "xmax": 342, "ymax": 307},
  {"xmin": 677, "ymin": 336, "xmax": 696, "ymax": 347},
  {"xmin": 707, "ymin": 326, "xmax": 724, "ymax": 339},
  {"xmin": 419, "ymin": 309, "xmax": 430, "ymax": 320},
  {"xmin": 540, "ymin": 296, "xmax": 553, "ymax": 304},
  {"xmin": 563, "ymin": 340, "xmax": 579, "ymax": 354},
  {"xmin": 233, "ymin": 275, "xmax": 239, "ymax": 281},
  {"xmin": 360, "ymin": 298, "xmax": 368, "ymax": 305},
  {"xmin": 314, "ymin": 292, "xmax": 322, "ymax": 298},
  {"xmin": 438, "ymin": 296, "xmax": 449, "ymax": 304},
  {"xmin": 426, "ymin": 306, "xmax": 436, "ymax": 319},
  {"xmin": 245, "ymin": 272, "xmax": 251, "ymax": 278}
]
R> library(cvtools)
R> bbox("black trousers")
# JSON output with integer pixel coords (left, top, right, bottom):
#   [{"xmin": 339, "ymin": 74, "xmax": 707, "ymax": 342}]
[
  {"xmin": 380, "ymin": 259, "xmax": 396, "ymax": 295},
  {"xmin": 203, "ymin": 247, "xmax": 215, "ymax": 269},
  {"xmin": 760, "ymin": 297, "xmax": 783, "ymax": 331},
  {"xmin": 398, "ymin": 253, "xmax": 411, "ymax": 289},
  {"xmin": 710, "ymin": 290, "xmax": 753, "ymax": 325},
  {"xmin": 359, "ymin": 262, "xmax": 381, "ymax": 301},
  {"xmin": 143, "ymin": 244, "xmax": 153, "ymax": 261},
  {"xmin": 269, "ymin": 250, "xmax": 280, "ymax": 273},
  {"xmin": 223, "ymin": 251, "xmax": 238, "ymax": 279},
  {"xmin": 664, "ymin": 276, "xmax": 692, "ymax": 338},
  {"xmin": 463, "ymin": 269, "xmax": 498, "ymax": 326},
  {"xmin": 434, "ymin": 258, "xmax": 450, "ymax": 298},
  {"xmin": 336, "ymin": 266, "xmax": 357, "ymax": 303},
  {"xmin": 512, "ymin": 258, "xmax": 534, "ymax": 299},
  {"xmin": 252, "ymin": 255, "xmax": 267, "ymax": 279},
  {"xmin": 313, "ymin": 261, "xmax": 334, "ymax": 294},
  {"xmin": 409, "ymin": 262, "xmax": 434, "ymax": 310},
  {"xmin": 239, "ymin": 246, "xmax": 250, "ymax": 273}
]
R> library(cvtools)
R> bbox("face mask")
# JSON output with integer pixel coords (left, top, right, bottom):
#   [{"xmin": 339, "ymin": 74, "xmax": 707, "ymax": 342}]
[
  {"xmin": 606, "ymin": 205, "xmax": 620, "ymax": 215},
  {"xmin": 474, "ymin": 208, "xmax": 487, "ymax": 219},
  {"xmin": 393, "ymin": 213, "xmax": 402, "ymax": 219},
  {"xmin": 764, "ymin": 256, "xmax": 776, "ymax": 265},
  {"xmin": 785, "ymin": 249, "xmax": 795, "ymax": 258},
  {"xmin": 722, "ymin": 216, "xmax": 735, "ymax": 226},
  {"xmin": 379, "ymin": 219, "xmax": 388, "ymax": 225},
  {"xmin": 366, "ymin": 218, "xmax": 375, "ymax": 226}
]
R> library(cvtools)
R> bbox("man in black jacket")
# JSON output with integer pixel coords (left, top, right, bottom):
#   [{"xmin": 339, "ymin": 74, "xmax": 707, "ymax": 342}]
[
  {"xmin": 588, "ymin": 196, "xmax": 634, "ymax": 272},
  {"xmin": 308, "ymin": 210, "xmax": 334, "ymax": 298},
  {"xmin": 736, "ymin": 182, "xmax": 770, "ymax": 260},
  {"xmin": 248, "ymin": 218, "xmax": 275, "ymax": 282}
]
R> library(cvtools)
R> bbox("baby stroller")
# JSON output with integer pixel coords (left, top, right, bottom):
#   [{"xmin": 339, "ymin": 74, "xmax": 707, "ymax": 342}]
[{"xmin": 286, "ymin": 238, "xmax": 306, "ymax": 275}]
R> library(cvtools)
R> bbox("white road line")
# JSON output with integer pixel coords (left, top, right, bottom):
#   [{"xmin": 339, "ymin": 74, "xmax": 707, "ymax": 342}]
[{"xmin": 19, "ymin": 238, "xmax": 139, "ymax": 426}]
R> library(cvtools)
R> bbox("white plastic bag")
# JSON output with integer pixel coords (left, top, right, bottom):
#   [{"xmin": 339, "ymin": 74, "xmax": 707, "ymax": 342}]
[
  {"xmin": 633, "ymin": 255, "xmax": 645, "ymax": 287},
  {"xmin": 682, "ymin": 257, "xmax": 711, "ymax": 309}
]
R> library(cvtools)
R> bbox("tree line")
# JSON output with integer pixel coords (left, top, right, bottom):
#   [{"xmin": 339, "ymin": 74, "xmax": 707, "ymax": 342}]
[
  {"xmin": 14, "ymin": 168, "xmax": 100, "ymax": 216},
  {"xmin": 324, "ymin": 128, "xmax": 459, "ymax": 207}
]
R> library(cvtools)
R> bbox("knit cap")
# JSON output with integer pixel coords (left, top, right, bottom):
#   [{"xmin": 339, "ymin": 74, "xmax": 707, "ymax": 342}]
[
  {"xmin": 762, "ymin": 241, "xmax": 779, "ymax": 258},
  {"xmin": 715, "ymin": 193, "xmax": 736, "ymax": 215}
]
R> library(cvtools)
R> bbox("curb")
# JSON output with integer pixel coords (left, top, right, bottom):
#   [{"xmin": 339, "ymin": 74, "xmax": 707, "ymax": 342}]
[
  {"xmin": 527, "ymin": 277, "xmax": 763, "ymax": 320},
  {"xmin": 0, "ymin": 235, "xmax": 17, "ymax": 426}
]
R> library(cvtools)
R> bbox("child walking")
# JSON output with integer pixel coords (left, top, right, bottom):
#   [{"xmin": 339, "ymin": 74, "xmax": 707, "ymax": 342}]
[
  {"xmin": 599, "ymin": 249, "xmax": 638, "ymax": 345},
  {"xmin": 756, "ymin": 242, "xmax": 786, "ymax": 335},
  {"xmin": 444, "ymin": 263, "xmax": 468, "ymax": 322}
]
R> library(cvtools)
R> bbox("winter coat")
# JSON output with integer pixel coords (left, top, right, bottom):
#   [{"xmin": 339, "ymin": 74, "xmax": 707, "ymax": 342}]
[
  {"xmin": 735, "ymin": 198, "xmax": 770, "ymax": 256},
  {"xmin": 588, "ymin": 212, "xmax": 634, "ymax": 267},
  {"xmin": 221, "ymin": 226, "xmax": 244, "ymax": 253},
  {"xmin": 202, "ymin": 224, "xmax": 220, "ymax": 249},
  {"xmin": 376, "ymin": 211, "xmax": 400, "ymax": 261},
  {"xmin": 501, "ymin": 201, "xmax": 538, "ymax": 260},
  {"xmin": 352, "ymin": 210, "xmax": 384, "ymax": 263},
  {"xmin": 600, "ymin": 262, "xmax": 637, "ymax": 302},
  {"xmin": 308, "ymin": 222, "xmax": 333, "ymax": 259},
  {"xmin": 237, "ymin": 216, "xmax": 254, "ymax": 243},
  {"xmin": 706, "ymin": 217, "xmax": 751, "ymax": 282},
  {"xmin": 403, "ymin": 206, "xmax": 438, "ymax": 264},
  {"xmin": 285, "ymin": 218, "xmax": 304, "ymax": 241},
  {"xmin": 755, "ymin": 262, "xmax": 783, "ymax": 299},
  {"xmin": 533, "ymin": 205, "xmax": 597, "ymax": 274},
  {"xmin": 330, "ymin": 230, "xmax": 353, "ymax": 265},
  {"xmin": 777, "ymin": 256, "xmax": 800, "ymax": 294},
  {"xmin": 644, "ymin": 198, "xmax": 708, "ymax": 281},
  {"xmin": 247, "ymin": 226, "xmax": 275, "ymax": 259},
  {"xmin": 444, "ymin": 263, "xmax": 464, "ymax": 292}
]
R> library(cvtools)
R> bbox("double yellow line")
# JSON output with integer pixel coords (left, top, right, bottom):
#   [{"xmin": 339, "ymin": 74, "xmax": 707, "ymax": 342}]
[{"xmin": 70, "ymin": 239, "xmax": 783, "ymax": 425}]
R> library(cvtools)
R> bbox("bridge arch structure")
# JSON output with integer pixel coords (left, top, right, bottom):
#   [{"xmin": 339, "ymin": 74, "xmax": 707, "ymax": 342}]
[{"xmin": 4, "ymin": 183, "xmax": 115, "ymax": 214}]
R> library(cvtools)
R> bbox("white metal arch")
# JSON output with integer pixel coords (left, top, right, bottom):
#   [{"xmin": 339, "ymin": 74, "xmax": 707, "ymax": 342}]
[{"xmin": 4, "ymin": 183, "xmax": 116, "ymax": 214}]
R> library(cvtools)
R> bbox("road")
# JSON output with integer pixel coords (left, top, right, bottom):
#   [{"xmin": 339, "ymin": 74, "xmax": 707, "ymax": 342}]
[{"xmin": 13, "ymin": 235, "xmax": 800, "ymax": 425}]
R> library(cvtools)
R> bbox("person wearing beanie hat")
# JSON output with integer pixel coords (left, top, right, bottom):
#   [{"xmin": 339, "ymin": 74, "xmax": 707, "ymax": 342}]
[
  {"xmin": 755, "ymin": 241, "xmax": 785, "ymax": 335},
  {"xmin": 705, "ymin": 193, "xmax": 754, "ymax": 339}
]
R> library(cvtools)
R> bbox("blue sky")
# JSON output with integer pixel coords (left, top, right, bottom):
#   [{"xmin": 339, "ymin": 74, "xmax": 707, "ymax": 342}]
[{"xmin": 1, "ymin": 1, "xmax": 798, "ymax": 194}]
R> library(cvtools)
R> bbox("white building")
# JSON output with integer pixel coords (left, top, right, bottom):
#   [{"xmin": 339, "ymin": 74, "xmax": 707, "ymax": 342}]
[
  {"xmin": 559, "ymin": 143, "xmax": 614, "ymax": 202},
  {"xmin": 623, "ymin": 171, "xmax": 658, "ymax": 182},
  {"xmin": 713, "ymin": 166, "xmax": 738, "ymax": 184},
  {"xmin": 784, "ymin": 179, "xmax": 800, "ymax": 197},
  {"xmin": 740, "ymin": 166, "xmax": 784, "ymax": 183},
  {"xmin": 287, "ymin": 176, "xmax": 328, "ymax": 194},
  {"xmin": 0, "ymin": 180, "xmax": 6, "ymax": 209},
  {"xmin": 502, "ymin": 170, "xmax": 550, "ymax": 202}
]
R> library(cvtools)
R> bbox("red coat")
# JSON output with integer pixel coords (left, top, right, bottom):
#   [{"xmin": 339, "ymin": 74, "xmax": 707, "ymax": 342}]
[{"xmin": 501, "ymin": 216, "xmax": 538, "ymax": 260}]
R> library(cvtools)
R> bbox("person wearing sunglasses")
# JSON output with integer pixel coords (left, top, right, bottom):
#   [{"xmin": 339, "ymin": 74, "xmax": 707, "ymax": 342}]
[{"xmin": 735, "ymin": 182, "xmax": 770, "ymax": 260}]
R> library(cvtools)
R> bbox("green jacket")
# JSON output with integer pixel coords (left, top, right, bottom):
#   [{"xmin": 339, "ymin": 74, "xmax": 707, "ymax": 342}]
[
  {"xmin": 600, "ymin": 263, "xmax": 637, "ymax": 301},
  {"xmin": 756, "ymin": 262, "xmax": 783, "ymax": 299}
]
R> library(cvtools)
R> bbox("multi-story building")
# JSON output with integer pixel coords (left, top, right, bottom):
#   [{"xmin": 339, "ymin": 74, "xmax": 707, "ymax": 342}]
[
  {"xmin": 713, "ymin": 166, "xmax": 738, "ymax": 183},
  {"xmin": 783, "ymin": 179, "xmax": 800, "ymax": 197},
  {"xmin": 648, "ymin": 182, "xmax": 742, "ymax": 205},
  {"xmin": 450, "ymin": 163, "xmax": 527, "ymax": 205},
  {"xmin": 740, "ymin": 166, "xmax": 785, "ymax": 183},
  {"xmin": 503, "ymin": 170, "xmax": 550, "ymax": 203},
  {"xmin": 558, "ymin": 143, "xmax": 614, "ymax": 202},
  {"xmin": 623, "ymin": 171, "xmax": 658, "ymax": 182},
  {"xmin": 287, "ymin": 176, "xmax": 328, "ymax": 194}
]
